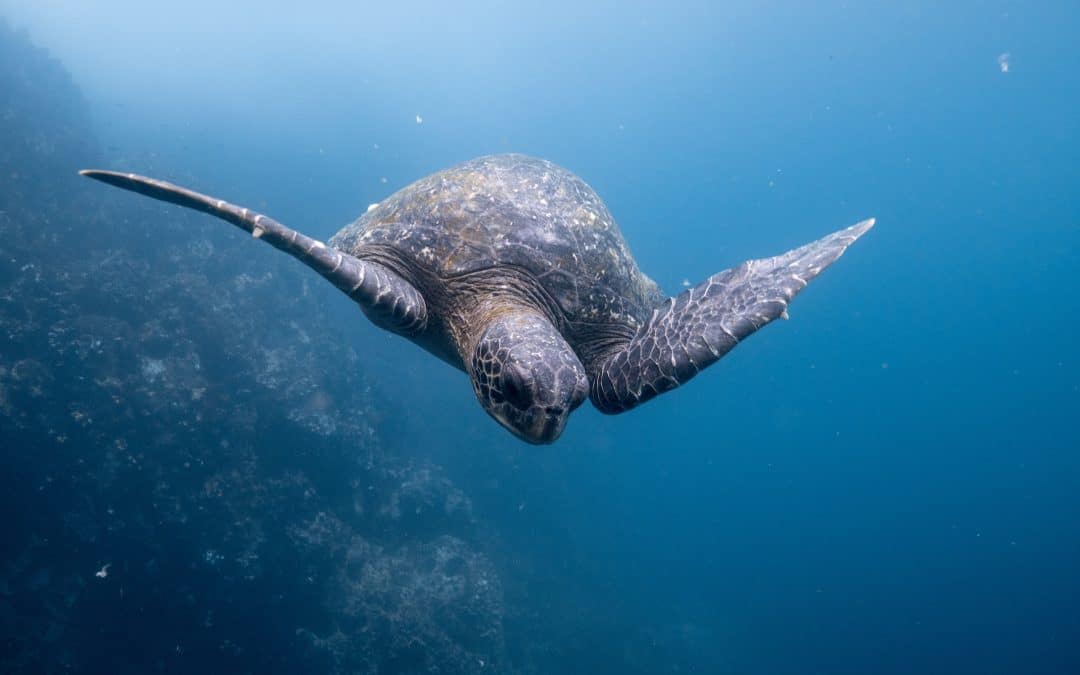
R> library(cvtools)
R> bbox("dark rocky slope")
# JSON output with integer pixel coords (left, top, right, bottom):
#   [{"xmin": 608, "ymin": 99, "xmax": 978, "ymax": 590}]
[{"xmin": 0, "ymin": 20, "xmax": 505, "ymax": 674}]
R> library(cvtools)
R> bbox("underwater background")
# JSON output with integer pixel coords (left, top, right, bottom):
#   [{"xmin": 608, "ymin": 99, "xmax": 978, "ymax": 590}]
[{"xmin": 1, "ymin": 1, "xmax": 1077, "ymax": 673}]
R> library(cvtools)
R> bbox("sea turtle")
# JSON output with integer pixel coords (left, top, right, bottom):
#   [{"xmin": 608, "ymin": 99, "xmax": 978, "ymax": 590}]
[{"xmin": 81, "ymin": 154, "xmax": 873, "ymax": 444}]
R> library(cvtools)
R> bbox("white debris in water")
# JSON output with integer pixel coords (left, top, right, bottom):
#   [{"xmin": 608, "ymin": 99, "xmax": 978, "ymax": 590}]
[
  {"xmin": 415, "ymin": 114, "xmax": 423, "ymax": 125},
  {"xmin": 380, "ymin": 177, "xmax": 388, "ymax": 184},
  {"xmin": 140, "ymin": 357, "xmax": 165, "ymax": 381},
  {"xmin": 997, "ymin": 52, "xmax": 1010, "ymax": 73},
  {"xmin": 95, "ymin": 563, "xmax": 111, "ymax": 579},
  {"xmin": 681, "ymin": 279, "xmax": 691, "ymax": 288},
  {"xmin": 367, "ymin": 203, "xmax": 379, "ymax": 213}
]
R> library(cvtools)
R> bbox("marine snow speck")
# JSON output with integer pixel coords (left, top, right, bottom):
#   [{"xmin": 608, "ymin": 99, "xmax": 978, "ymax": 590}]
[{"xmin": 80, "ymin": 154, "xmax": 874, "ymax": 444}]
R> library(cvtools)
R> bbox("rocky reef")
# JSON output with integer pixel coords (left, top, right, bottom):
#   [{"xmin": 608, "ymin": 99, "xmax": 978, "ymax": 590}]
[{"xmin": 0, "ymin": 20, "xmax": 505, "ymax": 673}]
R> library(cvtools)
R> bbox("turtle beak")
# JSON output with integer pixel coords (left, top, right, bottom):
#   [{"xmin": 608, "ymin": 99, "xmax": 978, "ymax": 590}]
[
  {"xmin": 521, "ymin": 405, "xmax": 569, "ymax": 444},
  {"xmin": 529, "ymin": 410, "xmax": 566, "ymax": 444},
  {"xmin": 494, "ymin": 406, "xmax": 567, "ymax": 445}
]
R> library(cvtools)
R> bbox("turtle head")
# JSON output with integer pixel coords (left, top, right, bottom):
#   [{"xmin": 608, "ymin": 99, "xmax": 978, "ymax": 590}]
[{"xmin": 469, "ymin": 312, "xmax": 588, "ymax": 444}]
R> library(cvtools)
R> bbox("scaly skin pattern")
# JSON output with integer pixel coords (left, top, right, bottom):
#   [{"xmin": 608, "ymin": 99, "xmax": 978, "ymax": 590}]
[
  {"xmin": 469, "ymin": 310, "xmax": 588, "ymax": 444},
  {"xmin": 591, "ymin": 219, "xmax": 875, "ymax": 413}
]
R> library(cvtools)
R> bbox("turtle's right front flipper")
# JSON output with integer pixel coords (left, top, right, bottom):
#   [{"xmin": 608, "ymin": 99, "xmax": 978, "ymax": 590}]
[
  {"xmin": 80, "ymin": 170, "xmax": 427, "ymax": 336},
  {"xmin": 591, "ymin": 219, "xmax": 874, "ymax": 414}
]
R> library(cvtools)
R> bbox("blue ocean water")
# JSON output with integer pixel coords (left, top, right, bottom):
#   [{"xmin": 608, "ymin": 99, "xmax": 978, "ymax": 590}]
[{"xmin": 1, "ymin": 1, "xmax": 1077, "ymax": 673}]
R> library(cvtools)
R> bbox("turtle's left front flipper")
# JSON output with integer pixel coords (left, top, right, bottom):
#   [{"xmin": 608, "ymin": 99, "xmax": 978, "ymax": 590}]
[
  {"xmin": 80, "ymin": 170, "xmax": 427, "ymax": 336},
  {"xmin": 591, "ymin": 219, "xmax": 874, "ymax": 414}
]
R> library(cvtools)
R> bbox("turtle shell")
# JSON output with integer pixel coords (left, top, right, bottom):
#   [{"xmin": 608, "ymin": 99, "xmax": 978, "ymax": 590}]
[{"xmin": 328, "ymin": 154, "xmax": 664, "ymax": 329}]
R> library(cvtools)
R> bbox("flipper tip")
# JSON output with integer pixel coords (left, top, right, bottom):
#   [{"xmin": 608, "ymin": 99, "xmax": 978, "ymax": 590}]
[
  {"xmin": 827, "ymin": 217, "xmax": 875, "ymax": 249},
  {"xmin": 79, "ymin": 169, "xmax": 113, "ymax": 180},
  {"xmin": 852, "ymin": 217, "xmax": 876, "ymax": 235},
  {"xmin": 78, "ymin": 169, "xmax": 147, "ymax": 192}
]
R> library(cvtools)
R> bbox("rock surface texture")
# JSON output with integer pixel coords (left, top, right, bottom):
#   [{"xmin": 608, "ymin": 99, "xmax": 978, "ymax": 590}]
[{"xmin": 0, "ymin": 21, "xmax": 505, "ymax": 674}]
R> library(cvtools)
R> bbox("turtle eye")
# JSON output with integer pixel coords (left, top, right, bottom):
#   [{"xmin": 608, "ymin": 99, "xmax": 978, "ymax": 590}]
[{"xmin": 501, "ymin": 369, "xmax": 530, "ymax": 409}]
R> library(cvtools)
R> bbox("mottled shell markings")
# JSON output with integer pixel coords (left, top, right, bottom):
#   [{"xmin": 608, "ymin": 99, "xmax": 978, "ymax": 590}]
[{"xmin": 328, "ymin": 154, "xmax": 665, "ymax": 331}]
